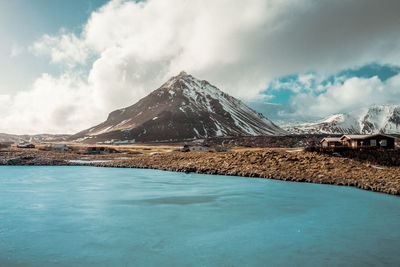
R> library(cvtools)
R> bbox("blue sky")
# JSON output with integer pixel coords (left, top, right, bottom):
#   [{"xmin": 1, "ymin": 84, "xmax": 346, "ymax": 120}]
[
  {"xmin": 261, "ymin": 64, "xmax": 400, "ymax": 104},
  {"xmin": 0, "ymin": 0, "xmax": 108, "ymax": 95},
  {"xmin": 246, "ymin": 63, "xmax": 400, "ymax": 121},
  {"xmin": 1, "ymin": 0, "xmax": 400, "ymax": 134}
]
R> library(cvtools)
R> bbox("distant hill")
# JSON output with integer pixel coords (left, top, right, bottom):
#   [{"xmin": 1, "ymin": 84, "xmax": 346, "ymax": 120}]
[
  {"xmin": 0, "ymin": 133, "xmax": 71, "ymax": 143},
  {"xmin": 284, "ymin": 104, "xmax": 400, "ymax": 134},
  {"xmin": 71, "ymin": 71, "xmax": 287, "ymax": 143}
]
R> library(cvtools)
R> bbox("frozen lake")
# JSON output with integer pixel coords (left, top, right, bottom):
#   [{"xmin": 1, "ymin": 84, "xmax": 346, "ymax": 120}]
[{"xmin": 0, "ymin": 166, "xmax": 399, "ymax": 266}]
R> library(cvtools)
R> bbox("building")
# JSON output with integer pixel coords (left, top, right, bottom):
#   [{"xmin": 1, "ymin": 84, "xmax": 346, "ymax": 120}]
[
  {"xmin": 182, "ymin": 144, "xmax": 209, "ymax": 152},
  {"xmin": 340, "ymin": 134, "xmax": 395, "ymax": 149},
  {"xmin": 87, "ymin": 146, "xmax": 120, "ymax": 155},
  {"xmin": 213, "ymin": 145, "xmax": 232, "ymax": 152},
  {"xmin": 321, "ymin": 137, "xmax": 342, "ymax": 148},
  {"xmin": 52, "ymin": 144, "xmax": 71, "ymax": 152},
  {"xmin": 189, "ymin": 146, "xmax": 209, "ymax": 152},
  {"xmin": 320, "ymin": 134, "xmax": 396, "ymax": 149},
  {"xmin": 17, "ymin": 143, "xmax": 35, "ymax": 149}
]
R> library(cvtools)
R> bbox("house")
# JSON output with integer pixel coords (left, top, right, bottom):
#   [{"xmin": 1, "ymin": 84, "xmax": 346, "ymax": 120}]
[
  {"xmin": 321, "ymin": 137, "xmax": 342, "ymax": 148},
  {"xmin": 51, "ymin": 144, "xmax": 71, "ymax": 152},
  {"xmin": 320, "ymin": 134, "xmax": 396, "ymax": 149},
  {"xmin": 182, "ymin": 144, "xmax": 209, "ymax": 152},
  {"xmin": 190, "ymin": 146, "xmax": 209, "ymax": 152},
  {"xmin": 17, "ymin": 143, "xmax": 35, "ymax": 149},
  {"xmin": 340, "ymin": 134, "xmax": 395, "ymax": 149},
  {"xmin": 87, "ymin": 146, "xmax": 120, "ymax": 155},
  {"xmin": 213, "ymin": 145, "xmax": 232, "ymax": 152}
]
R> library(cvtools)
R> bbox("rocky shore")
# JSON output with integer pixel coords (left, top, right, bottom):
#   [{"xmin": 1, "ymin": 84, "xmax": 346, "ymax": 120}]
[{"xmin": 1, "ymin": 148, "xmax": 399, "ymax": 195}]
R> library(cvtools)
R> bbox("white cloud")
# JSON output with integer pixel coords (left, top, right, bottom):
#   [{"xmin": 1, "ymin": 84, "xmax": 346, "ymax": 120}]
[
  {"xmin": 30, "ymin": 32, "xmax": 89, "ymax": 67},
  {"xmin": 0, "ymin": 95, "xmax": 11, "ymax": 114},
  {"xmin": 10, "ymin": 44, "xmax": 23, "ymax": 58},
  {"xmin": 2, "ymin": 0, "xmax": 400, "ymax": 133},
  {"xmin": 289, "ymin": 74, "xmax": 400, "ymax": 118},
  {"xmin": 0, "ymin": 74, "xmax": 104, "ymax": 134}
]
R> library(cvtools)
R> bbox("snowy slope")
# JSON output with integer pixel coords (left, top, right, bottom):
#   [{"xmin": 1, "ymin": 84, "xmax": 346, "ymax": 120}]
[
  {"xmin": 284, "ymin": 104, "xmax": 400, "ymax": 134},
  {"xmin": 71, "ymin": 72, "xmax": 286, "ymax": 143}
]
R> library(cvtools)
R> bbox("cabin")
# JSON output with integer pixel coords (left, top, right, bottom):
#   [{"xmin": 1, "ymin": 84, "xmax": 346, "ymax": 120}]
[
  {"xmin": 182, "ymin": 144, "xmax": 209, "ymax": 152},
  {"xmin": 87, "ymin": 146, "xmax": 120, "ymax": 155},
  {"xmin": 213, "ymin": 145, "xmax": 232, "ymax": 152},
  {"xmin": 190, "ymin": 146, "xmax": 209, "ymax": 152},
  {"xmin": 340, "ymin": 134, "xmax": 395, "ymax": 149},
  {"xmin": 17, "ymin": 143, "xmax": 35, "ymax": 149},
  {"xmin": 52, "ymin": 144, "xmax": 71, "ymax": 152},
  {"xmin": 321, "ymin": 137, "xmax": 342, "ymax": 148}
]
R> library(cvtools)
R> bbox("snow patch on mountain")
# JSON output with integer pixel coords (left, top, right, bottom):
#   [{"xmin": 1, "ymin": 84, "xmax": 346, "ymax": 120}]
[
  {"xmin": 71, "ymin": 71, "xmax": 286, "ymax": 143},
  {"xmin": 284, "ymin": 104, "xmax": 400, "ymax": 134}
]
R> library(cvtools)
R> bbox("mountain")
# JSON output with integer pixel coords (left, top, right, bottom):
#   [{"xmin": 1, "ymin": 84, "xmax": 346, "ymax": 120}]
[
  {"xmin": 0, "ymin": 133, "xmax": 70, "ymax": 143},
  {"xmin": 284, "ymin": 104, "xmax": 400, "ymax": 134},
  {"xmin": 71, "ymin": 71, "xmax": 286, "ymax": 143}
]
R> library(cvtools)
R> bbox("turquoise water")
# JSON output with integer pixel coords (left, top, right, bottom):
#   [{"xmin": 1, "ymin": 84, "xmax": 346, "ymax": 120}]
[{"xmin": 0, "ymin": 166, "xmax": 399, "ymax": 266}]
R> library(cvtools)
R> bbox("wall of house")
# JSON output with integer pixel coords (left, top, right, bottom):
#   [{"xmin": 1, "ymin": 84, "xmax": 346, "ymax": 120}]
[
  {"xmin": 189, "ymin": 146, "xmax": 208, "ymax": 152},
  {"xmin": 341, "ymin": 139, "xmax": 353, "ymax": 148},
  {"xmin": 363, "ymin": 136, "xmax": 394, "ymax": 149},
  {"xmin": 342, "ymin": 136, "xmax": 395, "ymax": 149}
]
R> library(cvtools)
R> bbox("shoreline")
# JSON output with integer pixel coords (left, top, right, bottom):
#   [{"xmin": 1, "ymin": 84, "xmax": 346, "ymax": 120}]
[{"xmin": 1, "ymin": 148, "xmax": 399, "ymax": 195}]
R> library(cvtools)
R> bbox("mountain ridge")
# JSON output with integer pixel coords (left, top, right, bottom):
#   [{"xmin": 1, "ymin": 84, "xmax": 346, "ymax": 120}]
[
  {"xmin": 71, "ymin": 72, "xmax": 287, "ymax": 143},
  {"xmin": 0, "ymin": 133, "xmax": 70, "ymax": 143},
  {"xmin": 284, "ymin": 104, "xmax": 400, "ymax": 134}
]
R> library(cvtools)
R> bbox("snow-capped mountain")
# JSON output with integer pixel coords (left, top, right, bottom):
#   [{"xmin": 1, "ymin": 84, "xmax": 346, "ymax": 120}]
[
  {"xmin": 71, "ymin": 72, "xmax": 286, "ymax": 143},
  {"xmin": 284, "ymin": 104, "xmax": 400, "ymax": 134}
]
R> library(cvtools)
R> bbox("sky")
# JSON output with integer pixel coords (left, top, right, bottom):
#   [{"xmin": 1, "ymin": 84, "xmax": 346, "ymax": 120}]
[{"xmin": 1, "ymin": 0, "xmax": 400, "ymax": 134}]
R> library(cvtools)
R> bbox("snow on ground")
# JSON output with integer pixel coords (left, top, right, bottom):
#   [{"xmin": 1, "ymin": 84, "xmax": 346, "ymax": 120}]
[
  {"xmin": 286, "ymin": 149, "xmax": 304, "ymax": 153},
  {"xmin": 93, "ymin": 126, "xmax": 113, "ymax": 135},
  {"xmin": 193, "ymin": 128, "xmax": 200, "ymax": 137},
  {"xmin": 371, "ymin": 165, "xmax": 385, "ymax": 170}
]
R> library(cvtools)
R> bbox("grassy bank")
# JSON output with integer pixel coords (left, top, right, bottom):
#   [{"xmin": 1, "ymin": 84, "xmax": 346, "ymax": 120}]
[{"xmin": 1, "ymin": 147, "xmax": 399, "ymax": 195}]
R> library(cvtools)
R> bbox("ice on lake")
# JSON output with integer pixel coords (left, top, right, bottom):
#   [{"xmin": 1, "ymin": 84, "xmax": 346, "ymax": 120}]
[{"xmin": 0, "ymin": 166, "xmax": 399, "ymax": 266}]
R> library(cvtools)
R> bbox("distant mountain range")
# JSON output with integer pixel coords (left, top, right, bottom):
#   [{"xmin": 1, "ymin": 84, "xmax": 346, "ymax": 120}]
[
  {"xmin": 284, "ymin": 104, "xmax": 400, "ymax": 135},
  {"xmin": 70, "ymin": 72, "xmax": 287, "ymax": 143},
  {"xmin": 0, "ymin": 133, "xmax": 70, "ymax": 144},
  {"xmin": 2, "ymin": 74, "xmax": 399, "ymax": 143}
]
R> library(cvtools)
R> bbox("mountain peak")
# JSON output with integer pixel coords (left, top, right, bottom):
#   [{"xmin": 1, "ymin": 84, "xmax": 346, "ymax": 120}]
[
  {"xmin": 162, "ymin": 71, "xmax": 199, "ymax": 89},
  {"xmin": 173, "ymin": 71, "xmax": 195, "ymax": 82},
  {"xmin": 178, "ymin": 71, "xmax": 188, "ymax": 77},
  {"xmin": 71, "ymin": 73, "xmax": 286, "ymax": 143}
]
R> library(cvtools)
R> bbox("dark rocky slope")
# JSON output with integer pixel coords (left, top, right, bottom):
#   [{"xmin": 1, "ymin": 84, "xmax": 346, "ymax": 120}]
[{"xmin": 71, "ymin": 72, "xmax": 286, "ymax": 143}]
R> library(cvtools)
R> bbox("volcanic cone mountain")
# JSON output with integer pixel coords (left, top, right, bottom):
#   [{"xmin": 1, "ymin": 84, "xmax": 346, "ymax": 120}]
[{"xmin": 71, "ymin": 72, "xmax": 286, "ymax": 143}]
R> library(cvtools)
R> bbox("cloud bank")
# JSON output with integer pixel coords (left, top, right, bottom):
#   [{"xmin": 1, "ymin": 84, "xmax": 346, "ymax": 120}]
[
  {"xmin": 289, "ymin": 73, "xmax": 400, "ymax": 118},
  {"xmin": 2, "ymin": 0, "xmax": 400, "ymax": 133}
]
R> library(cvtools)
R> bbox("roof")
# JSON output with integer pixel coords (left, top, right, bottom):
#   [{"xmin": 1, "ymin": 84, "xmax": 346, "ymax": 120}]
[
  {"xmin": 321, "ymin": 137, "xmax": 341, "ymax": 142},
  {"xmin": 340, "ymin": 134, "xmax": 396, "ymax": 140},
  {"xmin": 340, "ymin": 135, "xmax": 370, "ymax": 140}
]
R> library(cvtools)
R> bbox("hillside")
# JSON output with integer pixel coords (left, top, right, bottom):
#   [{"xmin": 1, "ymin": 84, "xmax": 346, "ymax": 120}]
[{"xmin": 71, "ymin": 72, "xmax": 286, "ymax": 143}]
